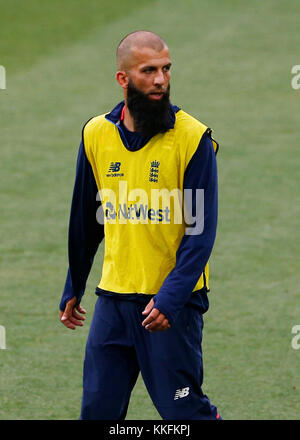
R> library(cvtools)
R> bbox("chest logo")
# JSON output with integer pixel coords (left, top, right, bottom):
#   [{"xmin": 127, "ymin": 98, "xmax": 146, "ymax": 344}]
[
  {"xmin": 149, "ymin": 160, "xmax": 160, "ymax": 183},
  {"xmin": 106, "ymin": 162, "xmax": 124, "ymax": 177}
]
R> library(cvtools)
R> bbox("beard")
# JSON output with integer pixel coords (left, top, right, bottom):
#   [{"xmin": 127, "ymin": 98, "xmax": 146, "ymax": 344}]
[{"xmin": 126, "ymin": 79, "xmax": 172, "ymax": 138}]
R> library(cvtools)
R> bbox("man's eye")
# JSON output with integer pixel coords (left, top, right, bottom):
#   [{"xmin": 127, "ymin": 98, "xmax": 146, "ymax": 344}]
[{"xmin": 142, "ymin": 67, "xmax": 154, "ymax": 73}]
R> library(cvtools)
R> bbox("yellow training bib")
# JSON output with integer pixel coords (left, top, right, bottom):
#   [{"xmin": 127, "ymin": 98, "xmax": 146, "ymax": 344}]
[{"xmin": 83, "ymin": 109, "xmax": 217, "ymax": 294}]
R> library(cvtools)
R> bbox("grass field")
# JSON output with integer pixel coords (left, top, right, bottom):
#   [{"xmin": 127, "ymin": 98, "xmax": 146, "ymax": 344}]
[{"xmin": 0, "ymin": 0, "xmax": 299, "ymax": 420}]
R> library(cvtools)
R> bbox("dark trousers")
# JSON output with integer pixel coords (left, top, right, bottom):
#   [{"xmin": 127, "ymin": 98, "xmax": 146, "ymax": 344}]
[{"xmin": 80, "ymin": 295, "xmax": 219, "ymax": 420}]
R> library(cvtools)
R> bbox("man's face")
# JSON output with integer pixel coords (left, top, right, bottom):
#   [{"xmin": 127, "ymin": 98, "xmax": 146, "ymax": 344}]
[
  {"xmin": 127, "ymin": 46, "xmax": 171, "ymax": 101},
  {"xmin": 117, "ymin": 45, "xmax": 173, "ymax": 137}
]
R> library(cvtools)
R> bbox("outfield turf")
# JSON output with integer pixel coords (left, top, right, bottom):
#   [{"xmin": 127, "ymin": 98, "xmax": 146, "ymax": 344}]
[{"xmin": 0, "ymin": 0, "xmax": 299, "ymax": 420}]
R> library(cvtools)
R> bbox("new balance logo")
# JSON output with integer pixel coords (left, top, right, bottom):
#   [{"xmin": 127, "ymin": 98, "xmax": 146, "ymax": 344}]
[
  {"xmin": 106, "ymin": 162, "xmax": 124, "ymax": 177},
  {"xmin": 174, "ymin": 387, "xmax": 190, "ymax": 400},
  {"xmin": 108, "ymin": 162, "xmax": 121, "ymax": 172}
]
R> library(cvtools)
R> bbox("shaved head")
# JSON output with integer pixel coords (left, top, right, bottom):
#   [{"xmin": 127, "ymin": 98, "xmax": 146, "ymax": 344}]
[{"xmin": 117, "ymin": 30, "xmax": 168, "ymax": 71}]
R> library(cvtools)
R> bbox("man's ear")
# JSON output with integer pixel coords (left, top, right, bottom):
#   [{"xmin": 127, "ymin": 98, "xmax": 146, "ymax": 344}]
[{"xmin": 116, "ymin": 71, "xmax": 129, "ymax": 89}]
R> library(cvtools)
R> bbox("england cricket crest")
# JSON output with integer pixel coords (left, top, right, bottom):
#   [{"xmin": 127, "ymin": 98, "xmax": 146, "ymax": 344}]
[{"xmin": 149, "ymin": 160, "xmax": 160, "ymax": 183}]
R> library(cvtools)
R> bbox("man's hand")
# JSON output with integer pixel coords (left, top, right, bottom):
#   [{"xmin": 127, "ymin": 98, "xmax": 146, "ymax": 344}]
[
  {"xmin": 142, "ymin": 298, "xmax": 171, "ymax": 332},
  {"xmin": 59, "ymin": 296, "xmax": 86, "ymax": 330}
]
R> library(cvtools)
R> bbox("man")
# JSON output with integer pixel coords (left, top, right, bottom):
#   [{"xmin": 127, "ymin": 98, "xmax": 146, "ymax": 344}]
[{"xmin": 59, "ymin": 30, "xmax": 221, "ymax": 420}]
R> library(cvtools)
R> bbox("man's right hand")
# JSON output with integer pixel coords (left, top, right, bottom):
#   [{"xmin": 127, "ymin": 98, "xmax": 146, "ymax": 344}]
[{"xmin": 59, "ymin": 296, "xmax": 86, "ymax": 330}]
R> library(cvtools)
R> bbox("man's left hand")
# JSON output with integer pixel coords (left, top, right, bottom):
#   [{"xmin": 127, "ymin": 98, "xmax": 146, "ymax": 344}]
[{"xmin": 142, "ymin": 299, "xmax": 171, "ymax": 332}]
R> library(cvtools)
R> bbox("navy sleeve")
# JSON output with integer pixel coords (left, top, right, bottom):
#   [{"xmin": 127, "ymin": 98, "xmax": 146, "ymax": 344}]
[
  {"xmin": 153, "ymin": 132, "xmax": 218, "ymax": 325},
  {"xmin": 59, "ymin": 140, "xmax": 104, "ymax": 311}
]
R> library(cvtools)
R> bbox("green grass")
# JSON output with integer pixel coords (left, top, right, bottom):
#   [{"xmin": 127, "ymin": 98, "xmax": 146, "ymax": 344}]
[{"xmin": 0, "ymin": 0, "xmax": 299, "ymax": 420}]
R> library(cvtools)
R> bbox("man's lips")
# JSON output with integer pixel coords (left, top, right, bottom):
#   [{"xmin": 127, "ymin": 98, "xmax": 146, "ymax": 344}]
[{"xmin": 148, "ymin": 91, "xmax": 164, "ymax": 100}]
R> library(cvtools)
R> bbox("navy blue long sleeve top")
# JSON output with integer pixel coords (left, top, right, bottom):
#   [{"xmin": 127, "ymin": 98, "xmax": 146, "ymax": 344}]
[{"xmin": 60, "ymin": 103, "xmax": 218, "ymax": 325}]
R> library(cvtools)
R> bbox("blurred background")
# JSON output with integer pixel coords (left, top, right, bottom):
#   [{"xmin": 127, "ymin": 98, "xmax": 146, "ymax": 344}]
[{"xmin": 0, "ymin": 0, "xmax": 299, "ymax": 419}]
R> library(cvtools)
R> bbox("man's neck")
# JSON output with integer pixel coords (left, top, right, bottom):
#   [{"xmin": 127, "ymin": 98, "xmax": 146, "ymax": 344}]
[{"xmin": 122, "ymin": 105, "xmax": 135, "ymax": 132}]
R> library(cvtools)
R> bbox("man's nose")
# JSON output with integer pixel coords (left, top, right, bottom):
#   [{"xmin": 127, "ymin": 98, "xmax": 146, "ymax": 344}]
[{"xmin": 154, "ymin": 70, "xmax": 165, "ymax": 87}]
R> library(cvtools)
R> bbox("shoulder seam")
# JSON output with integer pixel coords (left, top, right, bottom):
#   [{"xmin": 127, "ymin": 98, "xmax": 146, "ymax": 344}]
[
  {"xmin": 81, "ymin": 117, "xmax": 95, "ymax": 162},
  {"xmin": 205, "ymin": 128, "xmax": 219, "ymax": 155}
]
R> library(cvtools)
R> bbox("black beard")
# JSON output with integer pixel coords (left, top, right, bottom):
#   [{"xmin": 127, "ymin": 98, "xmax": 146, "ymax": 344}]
[{"xmin": 126, "ymin": 79, "xmax": 172, "ymax": 138}]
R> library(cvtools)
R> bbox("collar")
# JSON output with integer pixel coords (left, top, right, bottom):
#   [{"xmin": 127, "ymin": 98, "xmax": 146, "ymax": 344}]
[{"xmin": 105, "ymin": 100, "xmax": 181, "ymax": 129}]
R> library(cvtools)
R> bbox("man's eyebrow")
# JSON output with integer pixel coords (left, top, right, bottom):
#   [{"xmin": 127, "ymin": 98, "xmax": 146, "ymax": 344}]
[
  {"xmin": 141, "ymin": 62, "xmax": 172, "ymax": 70},
  {"xmin": 141, "ymin": 65, "xmax": 156, "ymax": 71}
]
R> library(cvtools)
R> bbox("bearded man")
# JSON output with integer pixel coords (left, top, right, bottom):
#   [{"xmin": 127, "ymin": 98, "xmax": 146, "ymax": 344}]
[{"xmin": 59, "ymin": 30, "xmax": 221, "ymax": 421}]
